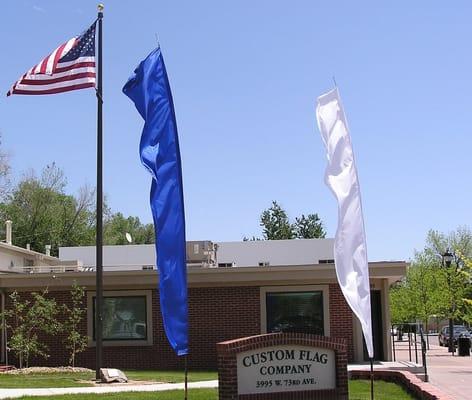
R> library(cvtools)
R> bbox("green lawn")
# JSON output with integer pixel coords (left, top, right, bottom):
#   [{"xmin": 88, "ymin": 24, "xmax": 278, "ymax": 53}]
[
  {"xmin": 0, "ymin": 371, "xmax": 415, "ymax": 399},
  {"xmin": 14, "ymin": 380, "xmax": 416, "ymax": 400},
  {"xmin": 0, "ymin": 371, "xmax": 95, "ymax": 388},
  {"xmin": 17, "ymin": 389, "xmax": 217, "ymax": 400},
  {"xmin": 349, "ymin": 380, "xmax": 415, "ymax": 400},
  {"xmin": 125, "ymin": 370, "xmax": 217, "ymax": 383},
  {"xmin": 0, "ymin": 370, "xmax": 217, "ymax": 388}
]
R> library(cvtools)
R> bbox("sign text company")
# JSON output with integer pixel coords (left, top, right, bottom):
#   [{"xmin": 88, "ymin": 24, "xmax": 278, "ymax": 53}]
[{"xmin": 236, "ymin": 345, "xmax": 335, "ymax": 394}]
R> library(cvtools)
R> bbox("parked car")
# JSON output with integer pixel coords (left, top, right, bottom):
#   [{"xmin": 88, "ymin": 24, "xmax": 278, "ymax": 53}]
[{"xmin": 438, "ymin": 325, "xmax": 471, "ymax": 347}]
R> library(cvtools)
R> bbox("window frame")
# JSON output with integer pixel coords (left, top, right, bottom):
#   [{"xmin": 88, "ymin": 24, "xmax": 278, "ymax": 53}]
[
  {"xmin": 260, "ymin": 285, "xmax": 330, "ymax": 337},
  {"xmin": 87, "ymin": 290, "xmax": 153, "ymax": 347}
]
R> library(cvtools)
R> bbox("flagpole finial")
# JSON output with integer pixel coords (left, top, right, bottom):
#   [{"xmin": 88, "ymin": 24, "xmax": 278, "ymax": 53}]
[{"xmin": 98, "ymin": 3, "xmax": 104, "ymax": 13}]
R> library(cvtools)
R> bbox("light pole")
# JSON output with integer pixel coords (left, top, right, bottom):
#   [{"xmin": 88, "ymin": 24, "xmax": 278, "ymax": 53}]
[{"xmin": 442, "ymin": 250, "xmax": 454, "ymax": 354}]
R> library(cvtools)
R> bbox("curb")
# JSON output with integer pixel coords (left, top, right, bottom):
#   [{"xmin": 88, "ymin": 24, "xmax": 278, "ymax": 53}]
[{"xmin": 350, "ymin": 370, "xmax": 454, "ymax": 400}]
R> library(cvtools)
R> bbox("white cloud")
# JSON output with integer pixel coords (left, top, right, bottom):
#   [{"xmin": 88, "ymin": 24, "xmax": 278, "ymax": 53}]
[{"xmin": 32, "ymin": 5, "xmax": 45, "ymax": 13}]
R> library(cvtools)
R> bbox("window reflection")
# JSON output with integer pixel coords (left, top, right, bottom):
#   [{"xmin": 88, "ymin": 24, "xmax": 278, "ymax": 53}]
[
  {"xmin": 94, "ymin": 296, "xmax": 147, "ymax": 340},
  {"xmin": 266, "ymin": 291, "xmax": 324, "ymax": 335}
]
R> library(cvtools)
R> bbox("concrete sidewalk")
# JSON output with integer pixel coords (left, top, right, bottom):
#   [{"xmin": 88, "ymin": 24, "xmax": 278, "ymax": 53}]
[
  {"xmin": 0, "ymin": 380, "xmax": 218, "ymax": 399},
  {"xmin": 386, "ymin": 334, "xmax": 472, "ymax": 400}
]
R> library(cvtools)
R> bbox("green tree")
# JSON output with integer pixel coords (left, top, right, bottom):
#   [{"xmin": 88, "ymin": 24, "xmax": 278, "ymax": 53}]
[
  {"xmin": 458, "ymin": 256, "xmax": 472, "ymax": 325},
  {"xmin": 2, "ymin": 289, "xmax": 60, "ymax": 368},
  {"xmin": 293, "ymin": 214, "xmax": 326, "ymax": 239},
  {"xmin": 391, "ymin": 252, "xmax": 443, "ymax": 331},
  {"xmin": 258, "ymin": 201, "xmax": 326, "ymax": 240},
  {"xmin": 0, "ymin": 162, "xmax": 157, "ymax": 253},
  {"xmin": 390, "ymin": 227, "xmax": 472, "ymax": 329},
  {"xmin": 425, "ymin": 226, "xmax": 472, "ymax": 261},
  {"xmin": 62, "ymin": 282, "xmax": 88, "ymax": 368},
  {"xmin": 0, "ymin": 163, "xmax": 95, "ymax": 256},
  {"xmin": 260, "ymin": 201, "xmax": 294, "ymax": 240},
  {"xmin": 104, "ymin": 212, "xmax": 154, "ymax": 245},
  {"xmin": 409, "ymin": 258, "xmax": 441, "ymax": 331},
  {"xmin": 424, "ymin": 227, "xmax": 472, "ymax": 324},
  {"xmin": 390, "ymin": 281, "xmax": 415, "ymax": 324}
]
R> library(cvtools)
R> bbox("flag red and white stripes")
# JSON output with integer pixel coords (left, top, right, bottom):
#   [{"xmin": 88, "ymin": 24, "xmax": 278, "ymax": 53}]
[{"xmin": 7, "ymin": 22, "xmax": 96, "ymax": 96}]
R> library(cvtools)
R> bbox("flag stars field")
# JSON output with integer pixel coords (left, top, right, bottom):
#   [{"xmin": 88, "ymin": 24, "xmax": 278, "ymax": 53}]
[{"xmin": 7, "ymin": 22, "xmax": 97, "ymax": 96}]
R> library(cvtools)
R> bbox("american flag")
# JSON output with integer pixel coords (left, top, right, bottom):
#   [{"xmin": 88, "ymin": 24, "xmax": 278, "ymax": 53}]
[{"xmin": 7, "ymin": 22, "xmax": 97, "ymax": 96}]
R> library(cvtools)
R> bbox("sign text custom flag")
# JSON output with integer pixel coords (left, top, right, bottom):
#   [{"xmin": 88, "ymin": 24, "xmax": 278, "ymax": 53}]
[
  {"xmin": 123, "ymin": 47, "xmax": 188, "ymax": 356},
  {"xmin": 316, "ymin": 87, "xmax": 373, "ymax": 358},
  {"xmin": 7, "ymin": 22, "xmax": 96, "ymax": 96}
]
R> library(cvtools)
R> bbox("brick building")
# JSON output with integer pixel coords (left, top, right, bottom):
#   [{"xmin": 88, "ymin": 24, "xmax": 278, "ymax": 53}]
[{"xmin": 0, "ymin": 239, "xmax": 407, "ymax": 369}]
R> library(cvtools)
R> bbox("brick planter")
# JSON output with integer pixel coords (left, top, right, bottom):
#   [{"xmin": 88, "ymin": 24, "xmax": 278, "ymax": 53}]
[
  {"xmin": 217, "ymin": 333, "xmax": 348, "ymax": 400},
  {"xmin": 350, "ymin": 370, "xmax": 454, "ymax": 400}
]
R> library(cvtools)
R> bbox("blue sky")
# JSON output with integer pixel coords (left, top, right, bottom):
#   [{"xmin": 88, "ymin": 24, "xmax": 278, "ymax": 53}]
[{"xmin": 1, "ymin": 1, "xmax": 471, "ymax": 262}]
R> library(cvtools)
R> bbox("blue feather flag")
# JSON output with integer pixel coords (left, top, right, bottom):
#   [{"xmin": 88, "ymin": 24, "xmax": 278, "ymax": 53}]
[{"xmin": 123, "ymin": 47, "xmax": 188, "ymax": 356}]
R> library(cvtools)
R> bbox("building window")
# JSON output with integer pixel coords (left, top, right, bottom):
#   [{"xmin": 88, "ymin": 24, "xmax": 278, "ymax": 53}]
[
  {"xmin": 266, "ymin": 291, "xmax": 324, "ymax": 335},
  {"xmin": 260, "ymin": 285, "xmax": 330, "ymax": 336},
  {"xmin": 87, "ymin": 290, "xmax": 153, "ymax": 347},
  {"xmin": 93, "ymin": 296, "xmax": 147, "ymax": 341}
]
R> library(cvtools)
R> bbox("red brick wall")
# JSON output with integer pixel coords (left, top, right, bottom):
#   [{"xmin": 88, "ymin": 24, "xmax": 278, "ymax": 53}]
[
  {"xmin": 4, "ymin": 284, "xmax": 355, "ymax": 369},
  {"xmin": 5, "ymin": 287, "xmax": 261, "ymax": 370},
  {"xmin": 188, "ymin": 286, "xmax": 261, "ymax": 369},
  {"xmin": 329, "ymin": 284, "xmax": 354, "ymax": 362}
]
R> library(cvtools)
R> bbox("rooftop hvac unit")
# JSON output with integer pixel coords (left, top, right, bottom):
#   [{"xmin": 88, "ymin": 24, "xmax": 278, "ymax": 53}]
[{"xmin": 186, "ymin": 241, "xmax": 216, "ymax": 265}]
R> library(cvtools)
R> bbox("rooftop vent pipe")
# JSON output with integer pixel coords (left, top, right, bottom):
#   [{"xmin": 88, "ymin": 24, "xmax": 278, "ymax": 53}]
[{"xmin": 5, "ymin": 220, "xmax": 12, "ymax": 245}]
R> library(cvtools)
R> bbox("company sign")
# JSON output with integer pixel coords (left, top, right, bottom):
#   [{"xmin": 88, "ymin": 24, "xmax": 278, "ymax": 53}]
[{"xmin": 236, "ymin": 344, "xmax": 335, "ymax": 394}]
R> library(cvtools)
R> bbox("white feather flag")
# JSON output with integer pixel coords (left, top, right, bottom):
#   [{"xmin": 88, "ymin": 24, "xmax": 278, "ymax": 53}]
[{"xmin": 316, "ymin": 87, "xmax": 373, "ymax": 358}]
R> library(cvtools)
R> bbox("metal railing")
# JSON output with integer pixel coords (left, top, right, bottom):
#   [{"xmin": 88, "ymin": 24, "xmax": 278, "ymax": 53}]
[
  {"xmin": 22, "ymin": 265, "xmax": 82, "ymax": 274},
  {"xmin": 391, "ymin": 323, "xmax": 428, "ymax": 382},
  {"xmin": 419, "ymin": 325, "xmax": 428, "ymax": 382}
]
